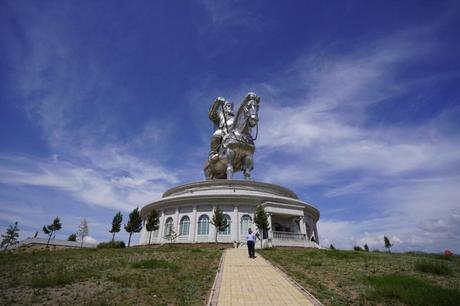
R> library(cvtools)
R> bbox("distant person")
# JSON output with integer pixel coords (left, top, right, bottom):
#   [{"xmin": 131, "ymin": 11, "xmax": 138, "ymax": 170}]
[{"xmin": 246, "ymin": 228, "xmax": 256, "ymax": 258}]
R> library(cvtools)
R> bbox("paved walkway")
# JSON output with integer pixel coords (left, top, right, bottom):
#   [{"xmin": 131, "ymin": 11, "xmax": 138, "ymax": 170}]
[{"xmin": 216, "ymin": 248, "xmax": 316, "ymax": 306}]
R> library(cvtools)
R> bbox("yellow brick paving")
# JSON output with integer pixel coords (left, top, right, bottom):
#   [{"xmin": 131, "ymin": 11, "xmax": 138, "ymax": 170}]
[{"xmin": 217, "ymin": 248, "xmax": 314, "ymax": 306}]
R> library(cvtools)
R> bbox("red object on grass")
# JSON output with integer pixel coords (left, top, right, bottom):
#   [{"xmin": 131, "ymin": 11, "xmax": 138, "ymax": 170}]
[{"xmin": 444, "ymin": 249, "xmax": 453, "ymax": 256}]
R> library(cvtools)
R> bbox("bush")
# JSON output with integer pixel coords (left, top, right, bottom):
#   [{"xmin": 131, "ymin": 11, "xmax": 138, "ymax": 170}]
[
  {"xmin": 354, "ymin": 246, "xmax": 363, "ymax": 251},
  {"xmin": 415, "ymin": 261, "xmax": 452, "ymax": 276},
  {"xmin": 97, "ymin": 241, "xmax": 126, "ymax": 248}
]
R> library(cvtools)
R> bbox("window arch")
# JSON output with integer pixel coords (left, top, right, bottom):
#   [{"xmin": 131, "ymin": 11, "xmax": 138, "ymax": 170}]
[
  {"xmin": 179, "ymin": 216, "xmax": 190, "ymax": 236},
  {"xmin": 219, "ymin": 214, "xmax": 231, "ymax": 235},
  {"xmin": 164, "ymin": 217, "xmax": 174, "ymax": 236},
  {"xmin": 241, "ymin": 215, "xmax": 252, "ymax": 236},
  {"xmin": 197, "ymin": 215, "xmax": 209, "ymax": 235}
]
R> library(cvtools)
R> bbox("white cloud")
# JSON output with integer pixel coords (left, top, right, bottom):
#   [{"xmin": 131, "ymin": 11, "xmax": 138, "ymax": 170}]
[{"xmin": 0, "ymin": 153, "xmax": 177, "ymax": 212}]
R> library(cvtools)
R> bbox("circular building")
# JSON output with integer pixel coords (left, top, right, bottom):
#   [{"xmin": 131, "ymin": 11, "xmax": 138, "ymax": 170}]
[{"xmin": 139, "ymin": 180, "xmax": 320, "ymax": 248}]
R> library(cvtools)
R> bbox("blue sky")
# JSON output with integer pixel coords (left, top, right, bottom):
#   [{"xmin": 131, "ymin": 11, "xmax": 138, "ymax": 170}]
[{"xmin": 1, "ymin": 1, "xmax": 459, "ymax": 252}]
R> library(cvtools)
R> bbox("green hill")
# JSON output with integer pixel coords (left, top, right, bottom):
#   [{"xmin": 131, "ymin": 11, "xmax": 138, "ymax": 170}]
[
  {"xmin": 260, "ymin": 247, "xmax": 460, "ymax": 306},
  {"xmin": 0, "ymin": 245, "xmax": 222, "ymax": 305}
]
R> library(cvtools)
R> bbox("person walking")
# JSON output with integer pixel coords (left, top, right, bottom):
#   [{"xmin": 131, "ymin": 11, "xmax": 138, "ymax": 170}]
[{"xmin": 246, "ymin": 228, "xmax": 256, "ymax": 258}]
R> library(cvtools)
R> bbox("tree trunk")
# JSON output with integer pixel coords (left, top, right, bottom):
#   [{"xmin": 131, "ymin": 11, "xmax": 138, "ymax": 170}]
[
  {"xmin": 128, "ymin": 232, "xmax": 132, "ymax": 247},
  {"xmin": 80, "ymin": 237, "xmax": 84, "ymax": 248},
  {"xmin": 112, "ymin": 232, "xmax": 115, "ymax": 242},
  {"xmin": 215, "ymin": 229, "xmax": 218, "ymax": 244},
  {"xmin": 148, "ymin": 231, "xmax": 152, "ymax": 245},
  {"xmin": 46, "ymin": 232, "xmax": 53, "ymax": 247}
]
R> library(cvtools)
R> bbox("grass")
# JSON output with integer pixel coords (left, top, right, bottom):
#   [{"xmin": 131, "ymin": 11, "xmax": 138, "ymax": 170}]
[
  {"xmin": 260, "ymin": 247, "xmax": 460, "ymax": 306},
  {"xmin": 0, "ymin": 245, "xmax": 223, "ymax": 305},
  {"xmin": 415, "ymin": 260, "xmax": 452, "ymax": 275},
  {"xmin": 131, "ymin": 258, "xmax": 179, "ymax": 271},
  {"xmin": 365, "ymin": 274, "xmax": 460, "ymax": 306}
]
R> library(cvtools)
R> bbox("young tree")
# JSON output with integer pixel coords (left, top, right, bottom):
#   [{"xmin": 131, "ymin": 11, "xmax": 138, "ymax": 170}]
[
  {"xmin": 384, "ymin": 236, "xmax": 393, "ymax": 253},
  {"xmin": 364, "ymin": 243, "xmax": 370, "ymax": 252},
  {"xmin": 77, "ymin": 218, "xmax": 89, "ymax": 248},
  {"xmin": 1, "ymin": 221, "xmax": 20, "ymax": 250},
  {"xmin": 145, "ymin": 209, "xmax": 160, "ymax": 245},
  {"xmin": 254, "ymin": 205, "xmax": 270, "ymax": 249},
  {"xmin": 43, "ymin": 217, "xmax": 62, "ymax": 247},
  {"xmin": 109, "ymin": 211, "xmax": 123, "ymax": 242},
  {"xmin": 67, "ymin": 233, "xmax": 77, "ymax": 241},
  {"xmin": 329, "ymin": 244, "xmax": 335, "ymax": 250},
  {"xmin": 124, "ymin": 207, "xmax": 142, "ymax": 247},
  {"xmin": 164, "ymin": 225, "xmax": 178, "ymax": 245},
  {"xmin": 210, "ymin": 207, "xmax": 228, "ymax": 243}
]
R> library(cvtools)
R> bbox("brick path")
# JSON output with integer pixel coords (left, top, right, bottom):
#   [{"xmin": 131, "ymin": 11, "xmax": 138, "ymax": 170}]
[{"xmin": 216, "ymin": 248, "xmax": 317, "ymax": 306}]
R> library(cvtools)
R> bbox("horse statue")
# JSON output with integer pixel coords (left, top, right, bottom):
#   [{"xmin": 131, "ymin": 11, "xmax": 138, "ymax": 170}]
[{"xmin": 204, "ymin": 92, "xmax": 260, "ymax": 180}]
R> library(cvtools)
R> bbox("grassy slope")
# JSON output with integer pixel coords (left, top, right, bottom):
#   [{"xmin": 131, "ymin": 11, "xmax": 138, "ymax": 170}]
[
  {"xmin": 260, "ymin": 248, "xmax": 460, "ymax": 306},
  {"xmin": 0, "ymin": 246, "xmax": 222, "ymax": 306}
]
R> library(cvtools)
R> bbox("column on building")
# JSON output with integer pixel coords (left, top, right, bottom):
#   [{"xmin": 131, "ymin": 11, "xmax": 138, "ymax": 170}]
[
  {"xmin": 139, "ymin": 219, "xmax": 147, "ymax": 245},
  {"xmin": 299, "ymin": 215, "xmax": 307, "ymax": 235},
  {"xmin": 174, "ymin": 207, "xmax": 180, "ymax": 238},
  {"xmin": 158, "ymin": 209, "xmax": 165, "ymax": 243},
  {"xmin": 210, "ymin": 205, "xmax": 216, "ymax": 243},
  {"xmin": 305, "ymin": 216, "xmax": 313, "ymax": 240},
  {"xmin": 190, "ymin": 205, "xmax": 197, "ymax": 243},
  {"xmin": 313, "ymin": 222, "xmax": 320, "ymax": 244},
  {"xmin": 232, "ymin": 206, "xmax": 239, "ymax": 242},
  {"xmin": 267, "ymin": 212, "xmax": 273, "ymax": 240}
]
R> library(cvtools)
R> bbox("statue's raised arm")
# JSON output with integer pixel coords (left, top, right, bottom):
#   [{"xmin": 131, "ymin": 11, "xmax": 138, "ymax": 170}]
[{"xmin": 204, "ymin": 92, "xmax": 260, "ymax": 180}]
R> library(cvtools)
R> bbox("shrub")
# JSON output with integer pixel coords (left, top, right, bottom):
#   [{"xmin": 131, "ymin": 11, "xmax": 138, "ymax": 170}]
[
  {"xmin": 97, "ymin": 241, "xmax": 126, "ymax": 248},
  {"xmin": 354, "ymin": 246, "xmax": 363, "ymax": 251},
  {"xmin": 415, "ymin": 261, "xmax": 452, "ymax": 276}
]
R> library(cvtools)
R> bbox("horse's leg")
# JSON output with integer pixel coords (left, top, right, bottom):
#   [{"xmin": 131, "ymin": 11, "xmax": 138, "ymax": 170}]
[
  {"xmin": 226, "ymin": 149, "xmax": 235, "ymax": 179},
  {"xmin": 243, "ymin": 154, "xmax": 253, "ymax": 180}
]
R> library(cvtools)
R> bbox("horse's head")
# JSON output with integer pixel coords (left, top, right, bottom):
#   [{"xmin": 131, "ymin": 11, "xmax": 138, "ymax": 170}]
[
  {"xmin": 242, "ymin": 92, "xmax": 260, "ymax": 128},
  {"xmin": 247, "ymin": 98, "xmax": 259, "ymax": 128},
  {"xmin": 233, "ymin": 92, "xmax": 260, "ymax": 138}
]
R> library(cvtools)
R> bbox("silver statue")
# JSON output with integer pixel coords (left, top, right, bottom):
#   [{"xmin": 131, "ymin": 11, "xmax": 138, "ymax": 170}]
[
  {"xmin": 204, "ymin": 92, "xmax": 260, "ymax": 180},
  {"xmin": 208, "ymin": 97, "xmax": 235, "ymax": 162}
]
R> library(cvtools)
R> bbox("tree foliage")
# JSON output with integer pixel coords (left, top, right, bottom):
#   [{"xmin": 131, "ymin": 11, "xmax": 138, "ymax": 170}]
[
  {"xmin": 145, "ymin": 209, "xmax": 160, "ymax": 245},
  {"xmin": 364, "ymin": 243, "xmax": 370, "ymax": 252},
  {"xmin": 109, "ymin": 211, "xmax": 123, "ymax": 242},
  {"xmin": 124, "ymin": 207, "xmax": 142, "ymax": 247},
  {"xmin": 210, "ymin": 207, "xmax": 228, "ymax": 243},
  {"xmin": 1, "ymin": 221, "xmax": 20, "ymax": 250},
  {"xmin": 254, "ymin": 205, "xmax": 270, "ymax": 248},
  {"xmin": 384, "ymin": 236, "xmax": 393, "ymax": 253},
  {"xmin": 43, "ymin": 217, "xmax": 62, "ymax": 247},
  {"xmin": 77, "ymin": 218, "xmax": 89, "ymax": 247},
  {"xmin": 67, "ymin": 233, "xmax": 77, "ymax": 241},
  {"xmin": 329, "ymin": 244, "xmax": 335, "ymax": 250}
]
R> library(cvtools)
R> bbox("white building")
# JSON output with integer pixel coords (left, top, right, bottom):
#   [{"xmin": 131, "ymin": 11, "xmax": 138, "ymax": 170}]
[{"xmin": 139, "ymin": 180, "xmax": 320, "ymax": 248}]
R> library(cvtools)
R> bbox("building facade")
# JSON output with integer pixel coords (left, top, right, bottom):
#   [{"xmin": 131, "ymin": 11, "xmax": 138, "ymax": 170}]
[{"xmin": 139, "ymin": 180, "xmax": 320, "ymax": 248}]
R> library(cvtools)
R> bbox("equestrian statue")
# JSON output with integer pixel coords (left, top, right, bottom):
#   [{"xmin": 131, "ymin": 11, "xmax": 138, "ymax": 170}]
[{"xmin": 204, "ymin": 92, "xmax": 260, "ymax": 180}]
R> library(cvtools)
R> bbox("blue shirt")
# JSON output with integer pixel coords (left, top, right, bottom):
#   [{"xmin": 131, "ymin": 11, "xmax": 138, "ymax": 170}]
[{"xmin": 246, "ymin": 233, "xmax": 256, "ymax": 242}]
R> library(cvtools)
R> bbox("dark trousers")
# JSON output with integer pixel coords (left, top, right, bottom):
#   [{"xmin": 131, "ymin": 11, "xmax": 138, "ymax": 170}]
[{"xmin": 247, "ymin": 241, "xmax": 255, "ymax": 258}]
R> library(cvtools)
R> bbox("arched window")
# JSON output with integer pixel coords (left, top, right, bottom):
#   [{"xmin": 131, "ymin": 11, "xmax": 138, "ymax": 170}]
[
  {"xmin": 179, "ymin": 216, "xmax": 190, "ymax": 236},
  {"xmin": 197, "ymin": 215, "xmax": 209, "ymax": 235},
  {"xmin": 241, "ymin": 215, "xmax": 252, "ymax": 236},
  {"xmin": 164, "ymin": 217, "xmax": 174, "ymax": 236},
  {"xmin": 219, "ymin": 214, "xmax": 231, "ymax": 235}
]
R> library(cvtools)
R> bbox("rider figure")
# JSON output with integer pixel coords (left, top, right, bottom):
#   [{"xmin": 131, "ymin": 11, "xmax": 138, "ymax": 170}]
[{"xmin": 208, "ymin": 97, "xmax": 235, "ymax": 161}]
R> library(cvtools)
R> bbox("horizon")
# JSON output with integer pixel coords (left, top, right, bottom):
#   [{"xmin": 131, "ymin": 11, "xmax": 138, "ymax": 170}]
[{"xmin": 1, "ymin": 1, "xmax": 460, "ymax": 253}]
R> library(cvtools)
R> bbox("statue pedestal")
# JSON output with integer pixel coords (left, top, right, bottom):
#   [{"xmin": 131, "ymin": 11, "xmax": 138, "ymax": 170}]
[{"xmin": 139, "ymin": 180, "xmax": 320, "ymax": 247}]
